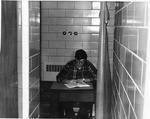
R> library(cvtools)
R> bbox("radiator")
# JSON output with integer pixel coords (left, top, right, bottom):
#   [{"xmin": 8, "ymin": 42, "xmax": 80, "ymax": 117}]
[{"xmin": 43, "ymin": 63, "xmax": 64, "ymax": 81}]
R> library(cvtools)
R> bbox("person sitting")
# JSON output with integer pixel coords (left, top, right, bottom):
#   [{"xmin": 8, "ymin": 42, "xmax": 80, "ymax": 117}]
[{"xmin": 56, "ymin": 49, "xmax": 97, "ymax": 118}]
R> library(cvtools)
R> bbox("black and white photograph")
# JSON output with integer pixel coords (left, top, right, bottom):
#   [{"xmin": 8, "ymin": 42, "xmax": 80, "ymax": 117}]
[{"xmin": 0, "ymin": 0, "xmax": 150, "ymax": 119}]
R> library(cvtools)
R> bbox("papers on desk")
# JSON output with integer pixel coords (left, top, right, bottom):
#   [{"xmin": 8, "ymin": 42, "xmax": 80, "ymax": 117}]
[{"xmin": 64, "ymin": 81, "xmax": 90, "ymax": 88}]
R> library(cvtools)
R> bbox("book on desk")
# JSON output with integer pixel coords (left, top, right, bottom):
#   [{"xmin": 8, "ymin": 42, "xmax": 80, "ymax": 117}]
[
  {"xmin": 64, "ymin": 81, "xmax": 90, "ymax": 88},
  {"xmin": 50, "ymin": 80, "xmax": 94, "ymax": 90}
]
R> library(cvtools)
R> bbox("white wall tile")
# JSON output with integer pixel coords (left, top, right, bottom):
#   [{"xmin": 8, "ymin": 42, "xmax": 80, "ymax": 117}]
[
  {"xmin": 84, "ymin": 50, "xmax": 91, "ymax": 57},
  {"xmin": 74, "ymin": 18, "xmax": 91, "ymax": 25},
  {"xmin": 42, "ymin": 33, "xmax": 57, "ymax": 41},
  {"xmin": 57, "ymin": 34, "xmax": 74, "ymax": 41},
  {"xmin": 42, "ymin": 41, "xmax": 49, "ymax": 49},
  {"xmin": 91, "ymin": 50, "xmax": 98, "ymax": 56},
  {"xmin": 83, "ymin": 10, "xmax": 100, "ymax": 17},
  {"xmin": 42, "ymin": 56, "xmax": 49, "ymax": 62},
  {"xmin": 49, "ymin": 41, "xmax": 65, "ymax": 48},
  {"xmin": 49, "ymin": 26, "xmax": 66, "ymax": 33},
  {"xmin": 66, "ymin": 42, "xmax": 82, "ymax": 49},
  {"xmin": 58, "ymin": 1, "xmax": 75, "ymax": 9},
  {"xmin": 49, "ymin": 10, "xmax": 65, "ymax": 17},
  {"xmin": 75, "ymin": 2, "xmax": 91, "ymax": 9},
  {"xmin": 74, "ymin": 34, "xmax": 91, "ymax": 41},
  {"xmin": 83, "ymin": 42, "xmax": 98, "ymax": 49},
  {"xmin": 42, "ymin": 1, "xmax": 57, "ymax": 9},
  {"xmin": 65, "ymin": 57, "xmax": 74, "ymax": 62},
  {"xmin": 57, "ymin": 49, "xmax": 74, "ymax": 56},
  {"xmin": 91, "ymin": 18, "xmax": 100, "ymax": 25},
  {"xmin": 83, "ymin": 26, "xmax": 99, "ymax": 33},
  {"xmin": 42, "ymin": 18, "xmax": 57, "ymax": 25},
  {"xmin": 91, "ymin": 34, "xmax": 99, "ymax": 41},
  {"xmin": 42, "ymin": 25, "xmax": 49, "ymax": 33},
  {"xmin": 92, "ymin": 2, "xmax": 100, "ymax": 9},
  {"xmin": 66, "ymin": 10, "xmax": 83, "ymax": 17},
  {"xmin": 41, "ymin": 10, "xmax": 49, "ymax": 17},
  {"xmin": 42, "ymin": 49, "xmax": 56, "ymax": 56},
  {"xmin": 66, "ymin": 26, "xmax": 82, "ymax": 33},
  {"xmin": 57, "ymin": 18, "xmax": 74, "ymax": 25},
  {"xmin": 48, "ymin": 56, "xmax": 66, "ymax": 64},
  {"xmin": 87, "ymin": 57, "xmax": 98, "ymax": 66}
]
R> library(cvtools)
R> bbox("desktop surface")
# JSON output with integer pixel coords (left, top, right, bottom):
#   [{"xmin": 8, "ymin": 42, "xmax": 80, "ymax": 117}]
[{"xmin": 50, "ymin": 81, "xmax": 94, "ymax": 90}]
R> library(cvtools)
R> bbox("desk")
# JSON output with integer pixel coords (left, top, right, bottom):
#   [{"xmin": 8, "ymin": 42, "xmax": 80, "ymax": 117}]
[
  {"xmin": 50, "ymin": 82, "xmax": 96, "ymax": 117},
  {"xmin": 51, "ymin": 82, "xmax": 95, "ymax": 102}
]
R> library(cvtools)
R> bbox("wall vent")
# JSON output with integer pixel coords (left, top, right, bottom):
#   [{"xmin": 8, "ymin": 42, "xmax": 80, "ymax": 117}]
[{"xmin": 46, "ymin": 64, "xmax": 64, "ymax": 72}]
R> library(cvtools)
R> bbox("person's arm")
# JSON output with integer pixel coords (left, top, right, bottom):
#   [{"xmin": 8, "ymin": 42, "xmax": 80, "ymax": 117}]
[
  {"xmin": 56, "ymin": 64, "xmax": 70, "ymax": 83},
  {"xmin": 88, "ymin": 62, "xmax": 97, "ymax": 81}
]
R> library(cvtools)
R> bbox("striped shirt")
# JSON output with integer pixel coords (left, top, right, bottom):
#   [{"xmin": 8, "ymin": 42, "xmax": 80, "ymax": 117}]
[{"xmin": 56, "ymin": 59, "xmax": 97, "ymax": 82}]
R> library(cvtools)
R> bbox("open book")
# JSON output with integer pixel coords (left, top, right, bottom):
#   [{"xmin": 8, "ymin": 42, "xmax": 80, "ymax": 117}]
[{"xmin": 64, "ymin": 81, "xmax": 90, "ymax": 88}]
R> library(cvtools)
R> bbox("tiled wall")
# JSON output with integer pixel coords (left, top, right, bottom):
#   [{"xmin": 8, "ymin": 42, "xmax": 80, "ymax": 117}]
[
  {"xmin": 112, "ymin": 2, "xmax": 148, "ymax": 119},
  {"xmin": 41, "ymin": 1, "xmax": 115, "ymax": 81},
  {"xmin": 29, "ymin": 2, "xmax": 40, "ymax": 118}
]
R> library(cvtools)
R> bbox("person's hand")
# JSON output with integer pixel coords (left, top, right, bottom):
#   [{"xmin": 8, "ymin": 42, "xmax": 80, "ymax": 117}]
[
  {"xmin": 76, "ymin": 79, "xmax": 84, "ymax": 83},
  {"xmin": 65, "ymin": 79, "xmax": 77, "ymax": 84},
  {"xmin": 77, "ymin": 78, "xmax": 91, "ymax": 82},
  {"xmin": 83, "ymin": 78, "xmax": 91, "ymax": 82}
]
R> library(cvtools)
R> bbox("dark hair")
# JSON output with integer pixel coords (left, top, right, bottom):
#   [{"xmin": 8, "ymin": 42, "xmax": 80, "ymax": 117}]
[{"xmin": 75, "ymin": 49, "xmax": 87, "ymax": 60}]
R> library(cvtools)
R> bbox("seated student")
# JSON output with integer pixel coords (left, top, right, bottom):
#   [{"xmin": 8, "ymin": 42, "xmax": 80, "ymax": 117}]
[{"xmin": 56, "ymin": 49, "xmax": 97, "ymax": 118}]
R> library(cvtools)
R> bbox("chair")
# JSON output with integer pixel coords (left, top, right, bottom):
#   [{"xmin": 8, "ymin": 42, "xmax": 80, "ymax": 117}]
[{"xmin": 73, "ymin": 102, "xmax": 94, "ymax": 118}]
